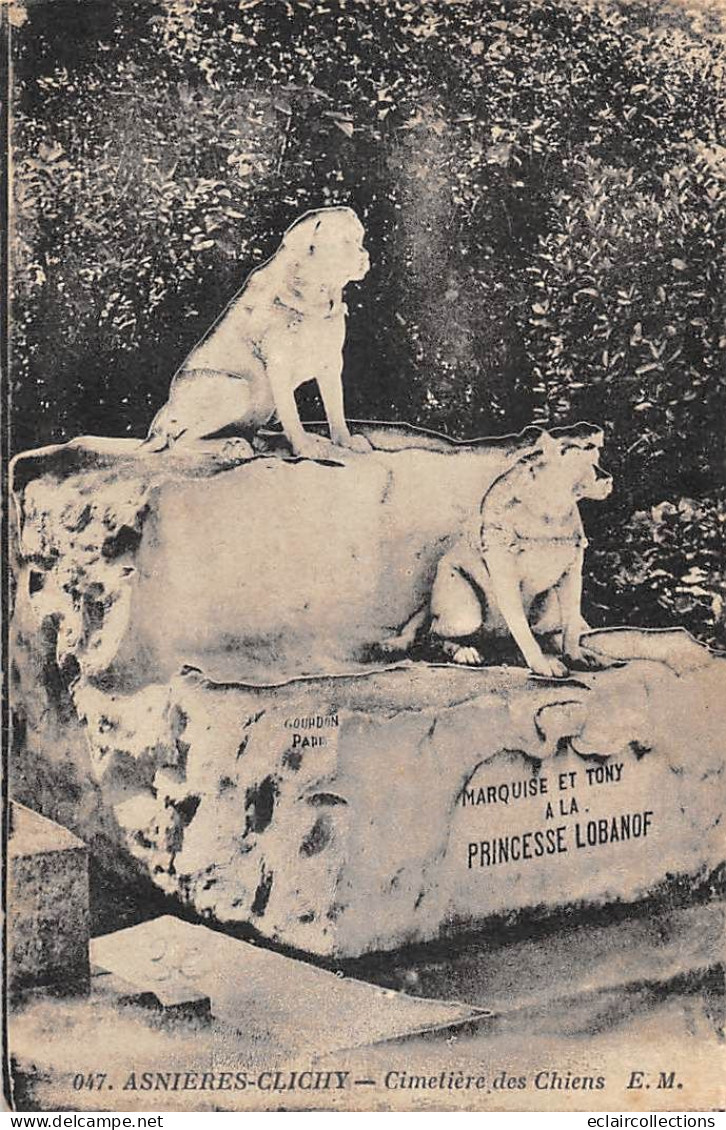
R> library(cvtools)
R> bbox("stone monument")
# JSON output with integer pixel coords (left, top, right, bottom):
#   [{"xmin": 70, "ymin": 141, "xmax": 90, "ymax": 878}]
[{"xmin": 9, "ymin": 423, "xmax": 725, "ymax": 959}]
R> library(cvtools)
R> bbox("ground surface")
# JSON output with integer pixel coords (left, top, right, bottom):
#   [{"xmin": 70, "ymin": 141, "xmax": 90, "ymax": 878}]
[{"xmin": 8, "ymin": 896, "xmax": 724, "ymax": 1113}]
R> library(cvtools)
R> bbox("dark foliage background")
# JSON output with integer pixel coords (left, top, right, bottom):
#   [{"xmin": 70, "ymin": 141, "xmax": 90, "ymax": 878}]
[{"xmin": 9, "ymin": 0, "xmax": 726, "ymax": 646}]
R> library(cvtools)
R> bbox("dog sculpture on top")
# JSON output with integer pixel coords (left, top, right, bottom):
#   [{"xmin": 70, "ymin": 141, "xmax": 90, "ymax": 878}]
[
  {"xmin": 145, "ymin": 207, "xmax": 372, "ymax": 459},
  {"xmin": 382, "ymin": 424, "xmax": 613, "ymax": 677}
]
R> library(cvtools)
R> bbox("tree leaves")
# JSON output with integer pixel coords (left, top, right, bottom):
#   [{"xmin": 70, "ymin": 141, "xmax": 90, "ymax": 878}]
[{"xmin": 9, "ymin": 0, "xmax": 726, "ymax": 649}]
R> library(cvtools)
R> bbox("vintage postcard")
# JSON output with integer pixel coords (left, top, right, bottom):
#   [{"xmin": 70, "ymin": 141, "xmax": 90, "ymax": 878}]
[{"xmin": 3, "ymin": 0, "xmax": 725, "ymax": 1115}]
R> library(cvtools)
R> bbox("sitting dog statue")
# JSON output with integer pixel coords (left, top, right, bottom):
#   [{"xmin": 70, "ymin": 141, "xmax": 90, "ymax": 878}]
[
  {"xmin": 381, "ymin": 424, "xmax": 613, "ymax": 677},
  {"xmin": 145, "ymin": 207, "xmax": 372, "ymax": 460}
]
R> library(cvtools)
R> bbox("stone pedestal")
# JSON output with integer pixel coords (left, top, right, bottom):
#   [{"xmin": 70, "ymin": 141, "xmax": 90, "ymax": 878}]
[
  {"xmin": 9, "ymin": 429, "xmax": 726, "ymax": 958},
  {"xmin": 8, "ymin": 802, "xmax": 90, "ymax": 994}
]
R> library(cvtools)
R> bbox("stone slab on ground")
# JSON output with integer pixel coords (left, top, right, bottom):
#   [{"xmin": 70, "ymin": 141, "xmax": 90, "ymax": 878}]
[
  {"xmin": 90, "ymin": 915, "xmax": 489, "ymax": 1054},
  {"xmin": 7, "ymin": 802, "xmax": 90, "ymax": 996},
  {"xmin": 90, "ymin": 966, "xmax": 212, "ymax": 1022}
]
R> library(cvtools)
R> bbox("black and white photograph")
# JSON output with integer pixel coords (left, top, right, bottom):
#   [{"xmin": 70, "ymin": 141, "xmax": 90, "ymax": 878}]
[{"xmin": 3, "ymin": 0, "xmax": 725, "ymax": 1114}]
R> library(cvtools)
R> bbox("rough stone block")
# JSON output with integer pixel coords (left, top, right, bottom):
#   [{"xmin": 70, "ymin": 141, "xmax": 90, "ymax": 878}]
[
  {"xmin": 8, "ymin": 802, "xmax": 90, "ymax": 995},
  {"xmin": 9, "ymin": 426, "xmax": 536, "ymax": 686},
  {"xmin": 9, "ymin": 431, "xmax": 726, "ymax": 959}
]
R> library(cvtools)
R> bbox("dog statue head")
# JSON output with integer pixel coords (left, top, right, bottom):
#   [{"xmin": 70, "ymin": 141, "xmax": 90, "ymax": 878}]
[
  {"xmin": 545, "ymin": 424, "xmax": 613, "ymax": 501},
  {"xmin": 280, "ymin": 207, "xmax": 370, "ymax": 295}
]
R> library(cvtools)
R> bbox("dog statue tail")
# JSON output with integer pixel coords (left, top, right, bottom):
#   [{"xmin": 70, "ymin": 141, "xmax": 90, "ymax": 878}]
[
  {"xmin": 140, "ymin": 429, "xmax": 171, "ymax": 453},
  {"xmin": 378, "ymin": 604, "xmax": 429, "ymax": 655},
  {"xmin": 140, "ymin": 404, "xmax": 188, "ymax": 453}
]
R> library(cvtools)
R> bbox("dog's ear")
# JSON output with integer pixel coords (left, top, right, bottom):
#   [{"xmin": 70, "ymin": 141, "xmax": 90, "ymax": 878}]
[
  {"xmin": 281, "ymin": 214, "xmax": 337, "ymax": 266},
  {"xmin": 537, "ymin": 431, "xmax": 559, "ymax": 457},
  {"xmin": 281, "ymin": 214, "xmax": 319, "ymax": 257}
]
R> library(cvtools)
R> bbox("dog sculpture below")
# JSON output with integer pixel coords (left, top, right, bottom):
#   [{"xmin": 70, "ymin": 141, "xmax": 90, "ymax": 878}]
[
  {"xmin": 382, "ymin": 425, "xmax": 613, "ymax": 677},
  {"xmin": 145, "ymin": 207, "xmax": 371, "ymax": 460}
]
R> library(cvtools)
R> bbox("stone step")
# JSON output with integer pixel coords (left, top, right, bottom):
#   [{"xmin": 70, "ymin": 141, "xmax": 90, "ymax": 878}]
[
  {"xmin": 8, "ymin": 802, "xmax": 90, "ymax": 997},
  {"xmin": 354, "ymin": 899, "xmax": 725, "ymax": 1022}
]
